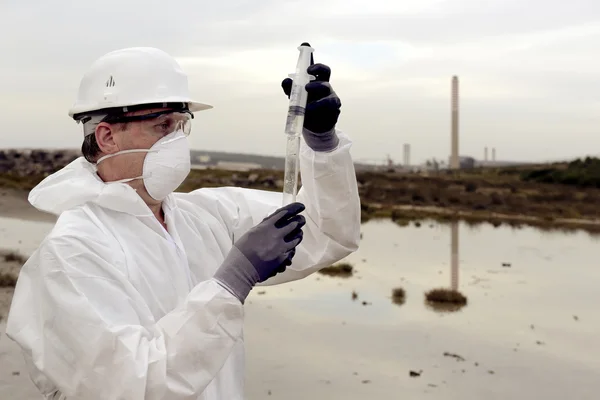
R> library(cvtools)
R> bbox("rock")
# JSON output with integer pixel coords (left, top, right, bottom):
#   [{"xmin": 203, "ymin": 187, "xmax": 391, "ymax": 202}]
[{"xmin": 409, "ymin": 370, "xmax": 422, "ymax": 377}]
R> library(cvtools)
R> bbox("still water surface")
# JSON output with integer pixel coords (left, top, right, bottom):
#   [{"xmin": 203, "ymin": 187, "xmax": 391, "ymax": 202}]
[
  {"xmin": 1, "ymin": 217, "xmax": 599, "ymax": 399},
  {"xmin": 244, "ymin": 219, "xmax": 600, "ymax": 399}
]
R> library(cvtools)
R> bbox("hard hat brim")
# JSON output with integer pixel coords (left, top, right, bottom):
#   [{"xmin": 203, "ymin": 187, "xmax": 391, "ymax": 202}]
[{"xmin": 68, "ymin": 98, "xmax": 213, "ymax": 119}]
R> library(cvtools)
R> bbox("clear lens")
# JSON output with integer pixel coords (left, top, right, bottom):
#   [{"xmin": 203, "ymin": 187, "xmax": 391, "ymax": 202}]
[{"xmin": 151, "ymin": 112, "xmax": 192, "ymax": 136}]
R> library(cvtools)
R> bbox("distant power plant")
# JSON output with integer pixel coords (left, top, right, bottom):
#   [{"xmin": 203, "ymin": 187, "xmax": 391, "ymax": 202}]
[
  {"xmin": 450, "ymin": 76, "xmax": 460, "ymax": 169},
  {"xmin": 372, "ymin": 76, "xmax": 516, "ymax": 171}
]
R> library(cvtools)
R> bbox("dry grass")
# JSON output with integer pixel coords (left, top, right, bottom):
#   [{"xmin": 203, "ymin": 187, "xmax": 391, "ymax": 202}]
[
  {"xmin": 4, "ymin": 156, "xmax": 600, "ymax": 234},
  {"xmin": 357, "ymin": 168, "xmax": 600, "ymax": 233},
  {"xmin": 3, "ymin": 251, "xmax": 27, "ymax": 265},
  {"xmin": 391, "ymin": 287, "xmax": 406, "ymax": 305},
  {"xmin": 318, "ymin": 262, "xmax": 354, "ymax": 278},
  {"xmin": 425, "ymin": 288, "xmax": 468, "ymax": 305},
  {"xmin": 0, "ymin": 272, "xmax": 18, "ymax": 288}
]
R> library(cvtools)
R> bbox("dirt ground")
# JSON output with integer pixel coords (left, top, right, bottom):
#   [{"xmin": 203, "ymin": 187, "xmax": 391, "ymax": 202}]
[{"xmin": 0, "ymin": 188, "xmax": 56, "ymax": 223}]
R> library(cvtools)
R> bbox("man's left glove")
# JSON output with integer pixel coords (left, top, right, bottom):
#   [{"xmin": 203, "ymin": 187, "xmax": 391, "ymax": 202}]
[{"xmin": 281, "ymin": 63, "xmax": 341, "ymax": 152}]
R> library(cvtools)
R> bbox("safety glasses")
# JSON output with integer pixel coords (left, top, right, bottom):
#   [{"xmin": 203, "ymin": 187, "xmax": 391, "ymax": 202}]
[{"xmin": 102, "ymin": 109, "xmax": 194, "ymax": 136}]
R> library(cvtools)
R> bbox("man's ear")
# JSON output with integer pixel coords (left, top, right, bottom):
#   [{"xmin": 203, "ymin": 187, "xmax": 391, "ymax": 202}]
[{"xmin": 95, "ymin": 122, "xmax": 120, "ymax": 155}]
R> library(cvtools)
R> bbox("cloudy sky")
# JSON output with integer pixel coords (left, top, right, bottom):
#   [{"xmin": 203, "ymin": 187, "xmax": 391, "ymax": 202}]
[{"xmin": 2, "ymin": 0, "xmax": 600, "ymax": 165}]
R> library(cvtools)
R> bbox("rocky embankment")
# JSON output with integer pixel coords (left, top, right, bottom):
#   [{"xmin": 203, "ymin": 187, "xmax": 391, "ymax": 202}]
[{"xmin": 0, "ymin": 149, "xmax": 78, "ymax": 177}]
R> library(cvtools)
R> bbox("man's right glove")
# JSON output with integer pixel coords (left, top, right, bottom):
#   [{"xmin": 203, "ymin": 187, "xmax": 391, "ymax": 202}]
[{"xmin": 214, "ymin": 202, "xmax": 306, "ymax": 303}]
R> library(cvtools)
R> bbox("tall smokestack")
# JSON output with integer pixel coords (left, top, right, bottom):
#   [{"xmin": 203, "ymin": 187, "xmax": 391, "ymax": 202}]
[
  {"xmin": 450, "ymin": 76, "xmax": 460, "ymax": 169},
  {"xmin": 492, "ymin": 148, "xmax": 496, "ymax": 161},
  {"xmin": 403, "ymin": 143, "xmax": 410, "ymax": 167},
  {"xmin": 484, "ymin": 147, "xmax": 488, "ymax": 162}
]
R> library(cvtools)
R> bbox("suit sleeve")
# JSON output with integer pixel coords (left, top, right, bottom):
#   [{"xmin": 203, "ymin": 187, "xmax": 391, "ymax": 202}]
[{"xmin": 183, "ymin": 130, "xmax": 361, "ymax": 285}]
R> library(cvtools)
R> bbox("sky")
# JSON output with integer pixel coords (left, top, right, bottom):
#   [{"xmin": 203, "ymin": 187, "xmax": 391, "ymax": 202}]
[{"xmin": 1, "ymin": 0, "xmax": 600, "ymax": 165}]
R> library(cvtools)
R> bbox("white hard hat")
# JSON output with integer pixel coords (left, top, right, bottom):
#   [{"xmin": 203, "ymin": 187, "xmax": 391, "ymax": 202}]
[{"xmin": 68, "ymin": 47, "xmax": 212, "ymax": 120}]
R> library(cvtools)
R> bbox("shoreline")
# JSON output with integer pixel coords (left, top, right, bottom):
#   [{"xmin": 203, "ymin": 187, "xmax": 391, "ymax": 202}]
[
  {"xmin": 2, "ymin": 149, "xmax": 600, "ymax": 232},
  {"xmin": 362, "ymin": 203, "xmax": 600, "ymax": 234},
  {"xmin": 0, "ymin": 189, "xmax": 56, "ymax": 223},
  {"xmin": 1, "ymin": 186, "xmax": 600, "ymax": 233}
]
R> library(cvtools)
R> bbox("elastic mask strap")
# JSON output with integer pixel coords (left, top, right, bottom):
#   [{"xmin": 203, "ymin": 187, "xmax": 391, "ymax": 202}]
[
  {"xmin": 107, "ymin": 172, "xmax": 153, "ymax": 185},
  {"xmin": 111, "ymin": 176, "xmax": 142, "ymax": 184},
  {"xmin": 96, "ymin": 148, "xmax": 156, "ymax": 185},
  {"xmin": 96, "ymin": 149, "xmax": 158, "ymax": 165}
]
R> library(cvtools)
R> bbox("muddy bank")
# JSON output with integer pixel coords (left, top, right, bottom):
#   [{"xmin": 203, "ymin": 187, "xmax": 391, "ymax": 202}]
[
  {"xmin": 364, "ymin": 204, "xmax": 600, "ymax": 234},
  {"xmin": 0, "ymin": 188, "xmax": 56, "ymax": 222},
  {"xmin": 2, "ymin": 149, "xmax": 600, "ymax": 232},
  {"xmin": 186, "ymin": 168, "xmax": 600, "ymax": 233}
]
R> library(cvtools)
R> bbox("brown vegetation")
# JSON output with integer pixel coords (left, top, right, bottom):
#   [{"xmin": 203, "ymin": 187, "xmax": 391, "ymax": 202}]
[
  {"xmin": 0, "ymin": 272, "xmax": 18, "ymax": 288},
  {"xmin": 3, "ymin": 251, "xmax": 27, "ymax": 265},
  {"xmin": 318, "ymin": 263, "xmax": 354, "ymax": 278},
  {"xmin": 391, "ymin": 287, "xmax": 406, "ymax": 305},
  {"xmin": 2, "ymin": 149, "xmax": 600, "ymax": 233},
  {"xmin": 426, "ymin": 288, "xmax": 467, "ymax": 305}
]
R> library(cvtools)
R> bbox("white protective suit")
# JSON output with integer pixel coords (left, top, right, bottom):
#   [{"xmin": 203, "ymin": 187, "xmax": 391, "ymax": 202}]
[{"xmin": 5, "ymin": 130, "xmax": 360, "ymax": 400}]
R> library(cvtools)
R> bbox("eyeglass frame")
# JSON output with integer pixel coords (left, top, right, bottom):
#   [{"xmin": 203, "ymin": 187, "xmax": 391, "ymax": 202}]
[
  {"xmin": 101, "ymin": 109, "xmax": 194, "ymax": 136},
  {"xmin": 101, "ymin": 109, "xmax": 194, "ymax": 124}
]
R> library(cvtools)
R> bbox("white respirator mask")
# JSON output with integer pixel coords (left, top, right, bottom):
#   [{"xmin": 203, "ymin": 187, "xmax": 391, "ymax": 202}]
[{"xmin": 96, "ymin": 129, "xmax": 191, "ymax": 201}]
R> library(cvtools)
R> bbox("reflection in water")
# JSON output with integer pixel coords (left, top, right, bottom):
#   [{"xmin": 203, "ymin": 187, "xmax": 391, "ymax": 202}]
[
  {"xmin": 425, "ymin": 221, "xmax": 468, "ymax": 313},
  {"xmin": 425, "ymin": 301, "xmax": 466, "ymax": 313},
  {"xmin": 451, "ymin": 220, "xmax": 459, "ymax": 291}
]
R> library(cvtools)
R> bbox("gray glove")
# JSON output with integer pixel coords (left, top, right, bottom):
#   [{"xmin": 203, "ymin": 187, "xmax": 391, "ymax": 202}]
[{"xmin": 214, "ymin": 202, "xmax": 306, "ymax": 303}]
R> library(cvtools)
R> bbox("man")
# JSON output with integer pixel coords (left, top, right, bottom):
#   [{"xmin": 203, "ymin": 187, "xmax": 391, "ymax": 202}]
[{"xmin": 5, "ymin": 47, "xmax": 360, "ymax": 399}]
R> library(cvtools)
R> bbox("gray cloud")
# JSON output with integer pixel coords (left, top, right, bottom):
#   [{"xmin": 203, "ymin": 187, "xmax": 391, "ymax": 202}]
[{"xmin": 1, "ymin": 0, "xmax": 600, "ymax": 164}]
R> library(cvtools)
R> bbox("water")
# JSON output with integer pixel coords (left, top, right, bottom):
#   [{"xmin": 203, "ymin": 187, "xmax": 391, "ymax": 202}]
[
  {"xmin": 0, "ymin": 217, "xmax": 55, "ymax": 399},
  {"xmin": 243, "ymin": 220, "xmax": 600, "ymax": 399},
  {"xmin": 0, "ymin": 216, "xmax": 55, "ymax": 256},
  {"xmin": 1, "ymin": 218, "xmax": 599, "ymax": 399}
]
